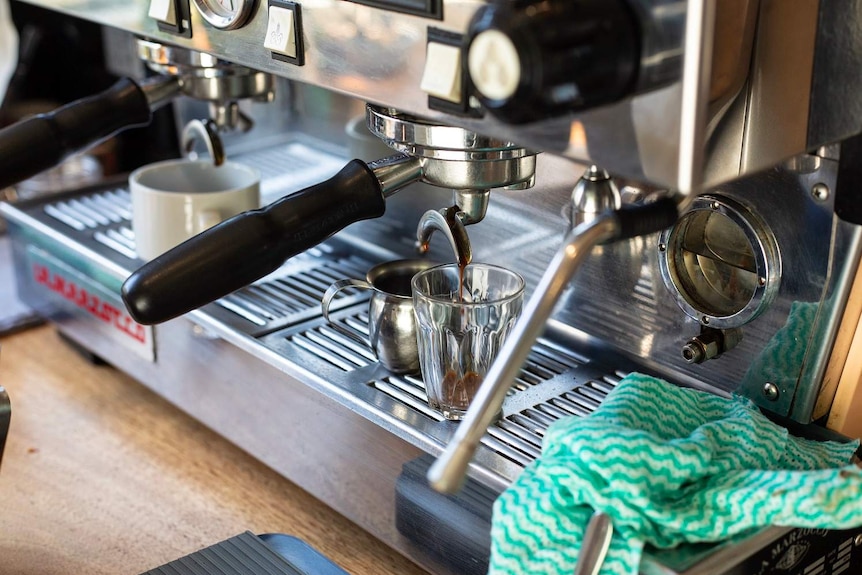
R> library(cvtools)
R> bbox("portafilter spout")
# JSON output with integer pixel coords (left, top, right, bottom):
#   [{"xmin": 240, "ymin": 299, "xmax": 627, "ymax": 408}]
[
  {"xmin": 417, "ymin": 204, "xmax": 475, "ymax": 267},
  {"xmin": 416, "ymin": 189, "xmax": 490, "ymax": 267},
  {"xmin": 427, "ymin": 196, "xmax": 681, "ymax": 495}
]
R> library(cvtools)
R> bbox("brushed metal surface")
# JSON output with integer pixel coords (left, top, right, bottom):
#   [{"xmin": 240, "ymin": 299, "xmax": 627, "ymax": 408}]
[{"xmin": 14, "ymin": 0, "xmax": 700, "ymax": 190}]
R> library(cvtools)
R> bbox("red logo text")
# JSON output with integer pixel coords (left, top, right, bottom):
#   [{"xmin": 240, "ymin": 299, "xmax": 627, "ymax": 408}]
[{"xmin": 33, "ymin": 264, "xmax": 147, "ymax": 344}]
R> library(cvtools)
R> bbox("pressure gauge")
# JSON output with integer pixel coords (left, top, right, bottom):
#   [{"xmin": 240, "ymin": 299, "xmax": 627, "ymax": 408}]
[{"xmin": 192, "ymin": 0, "xmax": 256, "ymax": 30}]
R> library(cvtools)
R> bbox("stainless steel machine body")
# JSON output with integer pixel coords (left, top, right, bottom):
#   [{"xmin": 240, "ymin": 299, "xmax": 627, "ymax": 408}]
[{"xmin": 3, "ymin": 1, "xmax": 862, "ymax": 574}]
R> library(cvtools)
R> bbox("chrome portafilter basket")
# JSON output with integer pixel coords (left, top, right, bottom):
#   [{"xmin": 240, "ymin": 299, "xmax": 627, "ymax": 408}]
[
  {"xmin": 136, "ymin": 39, "xmax": 277, "ymax": 165},
  {"xmin": 136, "ymin": 39, "xmax": 274, "ymax": 133},
  {"xmin": 366, "ymin": 106, "xmax": 537, "ymax": 191},
  {"xmin": 365, "ymin": 105, "xmax": 539, "ymax": 264}
]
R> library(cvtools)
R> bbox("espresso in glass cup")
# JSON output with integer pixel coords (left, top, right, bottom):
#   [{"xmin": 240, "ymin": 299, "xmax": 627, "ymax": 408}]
[{"xmin": 412, "ymin": 263, "xmax": 525, "ymax": 420}]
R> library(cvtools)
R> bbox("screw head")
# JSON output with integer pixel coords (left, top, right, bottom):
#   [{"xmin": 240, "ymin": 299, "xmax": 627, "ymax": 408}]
[
  {"xmin": 855, "ymin": 534, "xmax": 862, "ymax": 546},
  {"xmin": 812, "ymin": 183, "xmax": 830, "ymax": 201},
  {"xmin": 763, "ymin": 382, "xmax": 780, "ymax": 401}
]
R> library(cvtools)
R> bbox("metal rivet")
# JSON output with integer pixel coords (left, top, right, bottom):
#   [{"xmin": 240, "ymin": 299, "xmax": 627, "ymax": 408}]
[
  {"xmin": 658, "ymin": 243, "xmax": 667, "ymax": 252},
  {"xmin": 763, "ymin": 382, "xmax": 780, "ymax": 401},
  {"xmin": 812, "ymin": 183, "xmax": 830, "ymax": 201},
  {"xmin": 758, "ymin": 277, "xmax": 767, "ymax": 287},
  {"xmin": 855, "ymin": 534, "xmax": 862, "ymax": 546},
  {"xmin": 711, "ymin": 201, "xmax": 721, "ymax": 210},
  {"xmin": 701, "ymin": 316, "xmax": 710, "ymax": 325}
]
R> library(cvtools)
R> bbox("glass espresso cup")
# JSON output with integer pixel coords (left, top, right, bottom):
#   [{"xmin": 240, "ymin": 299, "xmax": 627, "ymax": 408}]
[{"xmin": 412, "ymin": 263, "xmax": 525, "ymax": 420}]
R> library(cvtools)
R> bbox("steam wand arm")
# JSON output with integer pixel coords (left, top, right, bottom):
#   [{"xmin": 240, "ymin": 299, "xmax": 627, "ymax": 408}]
[{"xmin": 427, "ymin": 197, "xmax": 680, "ymax": 494}]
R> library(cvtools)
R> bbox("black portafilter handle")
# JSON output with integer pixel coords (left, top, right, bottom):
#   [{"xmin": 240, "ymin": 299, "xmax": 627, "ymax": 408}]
[
  {"xmin": 122, "ymin": 157, "xmax": 423, "ymax": 325},
  {"xmin": 0, "ymin": 77, "xmax": 179, "ymax": 190}
]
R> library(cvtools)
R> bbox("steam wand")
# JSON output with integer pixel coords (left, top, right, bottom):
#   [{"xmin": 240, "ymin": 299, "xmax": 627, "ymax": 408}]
[{"xmin": 426, "ymin": 197, "xmax": 680, "ymax": 494}]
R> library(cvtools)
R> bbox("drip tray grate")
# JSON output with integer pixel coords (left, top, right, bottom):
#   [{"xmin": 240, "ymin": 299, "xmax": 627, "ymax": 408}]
[
  {"xmin": 272, "ymin": 304, "xmax": 625, "ymax": 472},
  {"xmin": 214, "ymin": 250, "xmax": 374, "ymax": 331},
  {"xmin": 12, "ymin": 143, "xmax": 635, "ymax": 483}
]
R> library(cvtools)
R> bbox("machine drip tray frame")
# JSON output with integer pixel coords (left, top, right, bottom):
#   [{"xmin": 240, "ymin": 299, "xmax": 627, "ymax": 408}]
[{"xmin": 1, "ymin": 139, "xmax": 644, "ymax": 489}]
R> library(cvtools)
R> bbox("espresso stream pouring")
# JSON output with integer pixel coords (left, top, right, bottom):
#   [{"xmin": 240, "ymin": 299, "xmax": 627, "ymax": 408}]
[{"xmin": 121, "ymin": 154, "xmax": 423, "ymax": 325}]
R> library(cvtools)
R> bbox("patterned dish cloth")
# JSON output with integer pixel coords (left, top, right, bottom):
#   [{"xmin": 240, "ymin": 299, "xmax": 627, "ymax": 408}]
[{"xmin": 489, "ymin": 373, "xmax": 862, "ymax": 575}]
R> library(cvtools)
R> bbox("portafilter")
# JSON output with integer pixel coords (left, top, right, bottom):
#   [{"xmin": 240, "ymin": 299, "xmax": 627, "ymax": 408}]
[
  {"xmin": 0, "ymin": 39, "xmax": 273, "ymax": 191},
  {"xmin": 121, "ymin": 105, "xmax": 539, "ymax": 325}
]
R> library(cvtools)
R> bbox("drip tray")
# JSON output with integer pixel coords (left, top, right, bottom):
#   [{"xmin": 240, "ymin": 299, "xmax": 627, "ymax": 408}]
[
  {"xmin": 258, "ymin": 296, "xmax": 630, "ymax": 482},
  {"xmin": 1, "ymin": 137, "xmax": 641, "ymax": 489},
  {"xmin": 2, "ymin": 202, "xmax": 637, "ymax": 489}
]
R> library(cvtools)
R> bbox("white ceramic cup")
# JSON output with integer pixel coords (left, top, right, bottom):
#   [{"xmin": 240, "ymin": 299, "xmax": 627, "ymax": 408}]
[{"xmin": 130, "ymin": 159, "xmax": 260, "ymax": 260}]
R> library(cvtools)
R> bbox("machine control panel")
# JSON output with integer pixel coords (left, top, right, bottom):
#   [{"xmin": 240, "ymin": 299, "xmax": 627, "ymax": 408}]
[{"xmin": 149, "ymin": 0, "xmax": 192, "ymax": 37}]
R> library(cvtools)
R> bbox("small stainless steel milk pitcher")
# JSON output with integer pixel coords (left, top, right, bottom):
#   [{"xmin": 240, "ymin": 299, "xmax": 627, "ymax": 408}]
[{"xmin": 321, "ymin": 259, "xmax": 435, "ymax": 374}]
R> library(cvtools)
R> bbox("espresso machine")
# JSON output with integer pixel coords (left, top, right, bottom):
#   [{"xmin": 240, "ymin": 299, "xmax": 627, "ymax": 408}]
[{"xmin": 3, "ymin": 0, "xmax": 862, "ymax": 574}]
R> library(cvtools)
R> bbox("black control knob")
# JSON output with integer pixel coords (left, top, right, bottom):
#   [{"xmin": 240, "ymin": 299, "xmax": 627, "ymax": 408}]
[{"xmin": 466, "ymin": 0, "xmax": 640, "ymax": 124}]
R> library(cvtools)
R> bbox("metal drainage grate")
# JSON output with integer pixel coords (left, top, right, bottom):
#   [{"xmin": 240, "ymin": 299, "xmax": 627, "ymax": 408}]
[
  {"xmin": 94, "ymin": 225, "xmax": 137, "ymax": 259},
  {"xmin": 368, "ymin": 341, "xmax": 619, "ymax": 466},
  {"xmin": 369, "ymin": 339, "xmax": 589, "ymax": 416},
  {"xmin": 369, "ymin": 344, "xmax": 625, "ymax": 468},
  {"xmin": 253, "ymin": 142, "xmax": 345, "ymax": 203},
  {"xmin": 285, "ymin": 303, "xmax": 380, "ymax": 371},
  {"xmin": 486, "ymin": 373, "xmax": 623, "ymax": 467},
  {"xmin": 289, "ymin": 311, "xmax": 377, "ymax": 371},
  {"xmin": 43, "ymin": 188, "xmax": 131, "ymax": 231},
  {"xmin": 218, "ymin": 253, "xmax": 373, "ymax": 327}
]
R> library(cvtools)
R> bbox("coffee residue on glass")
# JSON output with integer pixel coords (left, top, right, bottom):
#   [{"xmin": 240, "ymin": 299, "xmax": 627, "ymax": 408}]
[{"xmin": 441, "ymin": 369, "xmax": 483, "ymax": 409}]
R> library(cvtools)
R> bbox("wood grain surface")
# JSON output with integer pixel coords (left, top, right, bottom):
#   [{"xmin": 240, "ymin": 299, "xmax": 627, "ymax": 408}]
[{"xmin": 0, "ymin": 325, "xmax": 429, "ymax": 575}]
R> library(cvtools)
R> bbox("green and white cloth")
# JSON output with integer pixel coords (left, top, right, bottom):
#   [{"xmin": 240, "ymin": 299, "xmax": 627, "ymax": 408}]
[{"xmin": 489, "ymin": 373, "xmax": 862, "ymax": 575}]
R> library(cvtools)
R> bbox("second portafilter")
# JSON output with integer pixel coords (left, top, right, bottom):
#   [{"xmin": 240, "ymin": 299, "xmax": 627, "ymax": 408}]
[{"xmin": 0, "ymin": 39, "xmax": 273, "ymax": 192}]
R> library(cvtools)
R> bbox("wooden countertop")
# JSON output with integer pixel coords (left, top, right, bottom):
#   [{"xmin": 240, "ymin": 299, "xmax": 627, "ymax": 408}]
[{"xmin": 0, "ymin": 325, "xmax": 429, "ymax": 575}]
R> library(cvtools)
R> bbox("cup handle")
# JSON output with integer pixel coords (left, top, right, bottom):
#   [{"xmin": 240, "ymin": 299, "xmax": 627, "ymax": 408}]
[
  {"xmin": 321, "ymin": 279, "xmax": 374, "ymax": 349},
  {"xmin": 196, "ymin": 209, "xmax": 223, "ymax": 234}
]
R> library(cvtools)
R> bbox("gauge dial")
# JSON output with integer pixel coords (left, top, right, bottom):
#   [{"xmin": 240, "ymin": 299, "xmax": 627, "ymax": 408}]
[{"xmin": 192, "ymin": 0, "xmax": 256, "ymax": 30}]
